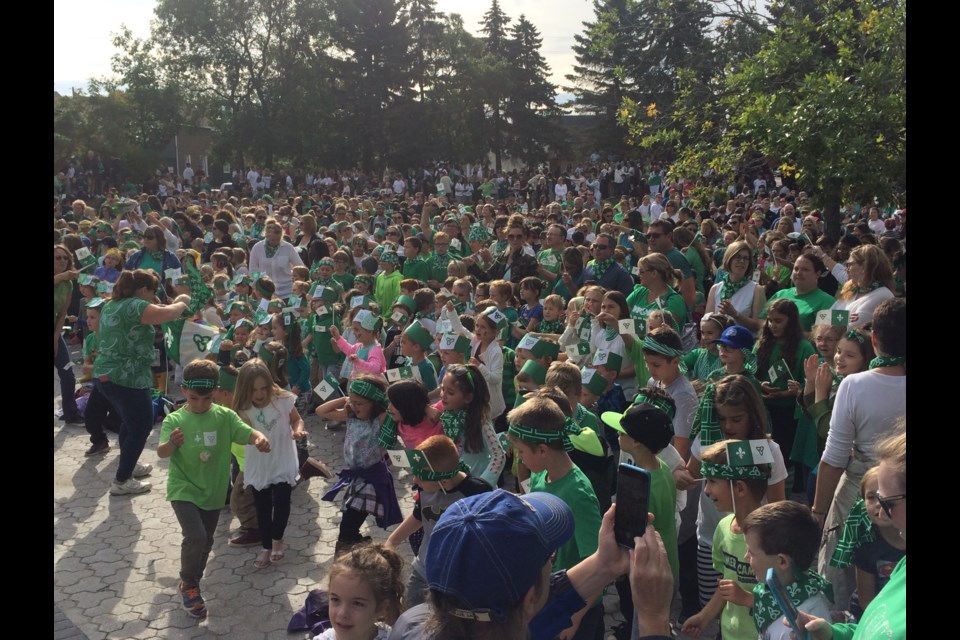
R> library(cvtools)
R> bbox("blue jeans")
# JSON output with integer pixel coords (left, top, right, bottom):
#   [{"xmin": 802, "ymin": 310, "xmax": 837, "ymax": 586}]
[
  {"xmin": 55, "ymin": 334, "xmax": 79, "ymax": 418},
  {"xmin": 94, "ymin": 379, "xmax": 155, "ymax": 482}
]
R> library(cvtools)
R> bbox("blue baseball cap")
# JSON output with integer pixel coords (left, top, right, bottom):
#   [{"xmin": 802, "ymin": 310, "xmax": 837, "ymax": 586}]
[
  {"xmin": 714, "ymin": 324, "xmax": 755, "ymax": 350},
  {"xmin": 425, "ymin": 489, "xmax": 574, "ymax": 623}
]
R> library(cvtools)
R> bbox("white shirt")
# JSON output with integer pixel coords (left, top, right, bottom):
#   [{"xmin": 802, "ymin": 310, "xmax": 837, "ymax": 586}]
[
  {"xmin": 248, "ymin": 240, "xmax": 305, "ymax": 298},
  {"xmin": 822, "ymin": 370, "xmax": 906, "ymax": 468},
  {"xmin": 393, "ymin": 178, "xmax": 406, "ymax": 194}
]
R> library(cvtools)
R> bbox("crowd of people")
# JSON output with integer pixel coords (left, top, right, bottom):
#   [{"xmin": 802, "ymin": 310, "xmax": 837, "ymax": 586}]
[{"xmin": 54, "ymin": 161, "xmax": 906, "ymax": 639}]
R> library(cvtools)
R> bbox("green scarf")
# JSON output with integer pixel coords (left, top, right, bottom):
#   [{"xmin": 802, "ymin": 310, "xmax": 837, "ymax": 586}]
[
  {"xmin": 852, "ymin": 280, "xmax": 882, "ymax": 296},
  {"xmin": 752, "ymin": 570, "xmax": 833, "ymax": 633},
  {"xmin": 148, "ymin": 250, "xmax": 164, "ymax": 261},
  {"xmin": 538, "ymin": 319, "xmax": 564, "ymax": 334},
  {"xmin": 590, "ymin": 257, "xmax": 615, "ymax": 281},
  {"xmin": 264, "ymin": 242, "xmax": 280, "ymax": 258},
  {"xmin": 870, "ymin": 355, "xmax": 905, "ymax": 369},
  {"xmin": 432, "ymin": 251, "xmax": 451, "ymax": 273},
  {"xmin": 830, "ymin": 497, "xmax": 877, "ymax": 568},
  {"xmin": 719, "ymin": 276, "xmax": 749, "ymax": 304},
  {"xmin": 689, "ymin": 383, "xmax": 719, "ymax": 446},
  {"xmin": 378, "ymin": 414, "xmax": 399, "ymax": 450},
  {"xmin": 416, "ymin": 311, "xmax": 438, "ymax": 322},
  {"xmin": 441, "ymin": 409, "xmax": 467, "ymax": 441},
  {"xmin": 494, "ymin": 239, "xmax": 508, "ymax": 254},
  {"xmin": 251, "ymin": 222, "xmax": 264, "ymax": 238}
]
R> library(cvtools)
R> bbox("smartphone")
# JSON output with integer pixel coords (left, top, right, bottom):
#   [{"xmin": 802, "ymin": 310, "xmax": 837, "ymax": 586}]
[
  {"xmin": 766, "ymin": 568, "xmax": 808, "ymax": 640},
  {"xmin": 614, "ymin": 463, "xmax": 651, "ymax": 548}
]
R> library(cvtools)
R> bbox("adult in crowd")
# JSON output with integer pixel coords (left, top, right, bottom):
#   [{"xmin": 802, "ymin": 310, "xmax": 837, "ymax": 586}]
[
  {"xmin": 704, "ymin": 240, "xmax": 766, "ymax": 333},
  {"xmin": 585, "ymin": 232, "xmax": 634, "ymax": 297},
  {"xmin": 465, "ymin": 216, "xmax": 538, "ymax": 285},
  {"xmin": 388, "ymin": 489, "xmax": 674, "ymax": 640},
  {"xmin": 203, "ymin": 219, "xmax": 236, "ymax": 262},
  {"xmin": 93, "ymin": 269, "xmax": 190, "ymax": 495},
  {"xmin": 625, "ymin": 253, "xmax": 687, "ymax": 333},
  {"xmin": 829, "ymin": 244, "xmax": 895, "ymax": 329},
  {"xmin": 555, "ymin": 247, "xmax": 588, "ymax": 302},
  {"xmin": 645, "ymin": 220, "xmax": 696, "ymax": 309},
  {"xmin": 759, "ymin": 253, "xmax": 835, "ymax": 333},
  {"xmin": 124, "ymin": 224, "xmax": 183, "ymax": 290},
  {"xmin": 248, "ymin": 219, "xmax": 304, "ymax": 298},
  {"xmin": 812, "ymin": 297, "xmax": 905, "ymax": 609},
  {"xmin": 54, "ymin": 244, "xmax": 81, "ymax": 423},
  {"xmin": 800, "ymin": 428, "xmax": 906, "ymax": 640}
]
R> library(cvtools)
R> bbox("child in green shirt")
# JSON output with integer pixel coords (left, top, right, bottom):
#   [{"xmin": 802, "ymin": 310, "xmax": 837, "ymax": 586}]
[{"xmin": 157, "ymin": 360, "xmax": 270, "ymax": 619}]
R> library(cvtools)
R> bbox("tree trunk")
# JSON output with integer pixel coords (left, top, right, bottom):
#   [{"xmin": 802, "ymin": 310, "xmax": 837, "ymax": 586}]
[{"xmin": 822, "ymin": 176, "xmax": 842, "ymax": 241}]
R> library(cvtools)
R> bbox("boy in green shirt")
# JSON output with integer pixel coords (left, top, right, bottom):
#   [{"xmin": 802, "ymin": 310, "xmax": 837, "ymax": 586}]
[
  {"xmin": 157, "ymin": 360, "xmax": 271, "ymax": 619},
  {"xmin": 507, "ymin": 396, "xmax": 604, "ymax": 640},
  {"xmin": 375, "ymin": 250, "xmax": 402, "ymax": 321}
]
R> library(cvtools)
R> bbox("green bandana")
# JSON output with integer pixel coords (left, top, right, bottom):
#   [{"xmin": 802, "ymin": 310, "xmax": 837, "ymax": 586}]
[
  {"xmin": 431, "ymin": 250, "xmax": 451, "ymax": 273},
  {"xmin": 182, "ymin": 377, "xmax": 217, "ymax": 390},
  {"xmin": 689, "ymin": 383, "xmax": 720, "ymax": 445},
  {"xmin": 381, "ymin": 251, "xmax": 399, "ymax": 265},
  {"xmin": 416, "ymin": 311, "xmax": 438, "ymax": 323},
  {"xmin": 633, "ymin": 390, "xmax": 676, "ymax": 420},
  {"xmin": 184, "ymin": 260, "xmax": 214, "ymax": 316},
  {"xmin": 845, "ymin": 330, "xmax": 866, "ymax": 344},
  {"xmin": 508, "ymin": 419, "xmax": 583, "ymax": 452},
  {"xmin": 752, "ymin": 570, "xmax": 833, "ymax": 633},
  {"xmin": 494, "ymin": 239, "xmax": 508, "ymax": 254},
  {"xmin": 348, "ymin": 379, "xmax": 387, "ymax": 406},
  {"xmin": 870, "ymin": 355, "xmax": 905, "ymax": 369},
  {"xmin": 264, "ymin": 243, "xmax": 280, "ymax": 259},
  {"xmin": 468, "ymin": 224, "xmax": 489, "ymax": 242},
  {"xmin": 642, "ymin": 335, "xmax": 685, "ymax": 359},
  {"xmin": 538, "ymin": 319, "xmax": 564, "ymax": 334},
  {"xmin": 440, "ymin": 409, "xmax": 467, "ymax": 441},
  {"xmin": 590, "ymin": 257, "xmax": 615, "ymax": 281},
  {"xmin": 719, "ymin": 276, "xmax": 749, "ymax": 305},
  {"xmin": 830, "ymin": 497, "xmax": 877, "ymax": 568},
  {"xmin": 700, "ymin": 460, "xmax": 770, "ymax": 480},
  {"xmin": 852, "ymin": 280, "xmax": 883, "ymax": 296},
  {"xmin": 378, "ymin": 414, "xmax": 400, "ymax": 450}
]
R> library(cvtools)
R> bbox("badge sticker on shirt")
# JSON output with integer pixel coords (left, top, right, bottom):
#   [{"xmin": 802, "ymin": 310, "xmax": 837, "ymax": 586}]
[
  {"xmin": 618, "ymin": 319, "xmax": 637, "ymax": 338},
  {"xmin": 203, "ymin": 432, "xmax": 218, "ymax": 446}
]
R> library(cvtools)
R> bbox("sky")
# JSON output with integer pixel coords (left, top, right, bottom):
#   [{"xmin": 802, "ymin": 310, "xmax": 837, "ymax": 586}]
[{"xmin": 53, "ymin": 0, "xmax": 590, "ymax": 102}]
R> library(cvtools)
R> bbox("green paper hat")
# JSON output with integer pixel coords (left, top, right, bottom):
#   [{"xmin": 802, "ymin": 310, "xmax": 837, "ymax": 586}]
[
  {"xmin": 395, "ymin": 295, "xmax": 416, "ymax": 314},
  {"xmin": 309, "ymin": 283, "xmax": 339, "ymax": 304},
  {"xmin": 516, "ymin": 334, "xmax": 559, "ymax": 360},
  {"xmin": 519, "ymin": 359, "xmax": 547, "ymax": 385},
  {"xmin": 262, "ymin": 195, "xmax": 273, "ymax": 204},
  {"xmin": 121, "ymin": 240, "xmax": 140, "ymax": 251},
  {"xmin": 233, "ymin": 318, "xmax": 255, "ymax": 332},
  {"xmin": 581, "ymin": 368, "xmax": 608, "ymax": 396},
  {"xmin": 255, "ymin": 310, "xmax": 271, "ymax": 325},
  {"xmin": 288, "ymin": 294, "xmax": 308, "ymax": 309},
  {"xmin": 225, "ymin": 300, "xmax": 253, "ymax": 315},
  {"xmin": 591, "ymin": 349, "xmax": 623, "ymax": 373},
  {"xmin": 404, "ymin": 320, "xmax": 434, "ymax": 350},
  {"xmin": 218, "ymin": 367, "xmax": 238, "ymax": 393},
  {"xmin": 232, "ymin": 274, "xmax": 252, "ymax": 286},
  {"xmin": 213, "ymin": 280, "xmax": 227, "ymax": 291},
  {"xmin": 374, "ymin": 228, "xmax": 387, "ymax": 238},
  {"xmin": 482, "ymin": 307, "xmax": 507, "ymax": 331},
  {"xmin": 96, "ymin": 281, "xmax": 114, "ymax": 295},
  {"xmin": 267, "ymin": 299, "xmax": 284, "ymax": 312},
  {"xmin": 438, "ymin": 333, "xmax": 471, "ymax": 357},
  {"xmin": 86, "ymin": 297, "xmax": 107, "ymax": 310},
  {"xmin": 354, "ymin": 309, "xmax": 380, "ymax": 332}
]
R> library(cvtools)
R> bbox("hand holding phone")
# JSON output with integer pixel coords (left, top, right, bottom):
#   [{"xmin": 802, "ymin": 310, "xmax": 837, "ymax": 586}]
[
  {"xmin": 614, "ymin": 463, "xmax": 651, "ymax": 548},
  {"xmin": 766, "ymin": 568, "xmax": 809, "ymax": 640}
]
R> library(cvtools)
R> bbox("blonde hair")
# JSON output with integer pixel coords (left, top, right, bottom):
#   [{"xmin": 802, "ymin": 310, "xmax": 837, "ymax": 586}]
[{"xmin": 231, "ymin": 359, "xmax": 292, "ymax": 412}]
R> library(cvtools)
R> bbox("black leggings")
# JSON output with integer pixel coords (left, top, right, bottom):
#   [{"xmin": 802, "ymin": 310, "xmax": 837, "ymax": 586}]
[
  {"xmin": 252, "ymin": 483, "xmax": 292, "ymax": 550},
  {"xmin": 338, "ymin": 507, "xmax": 369, "ymax": 542}
]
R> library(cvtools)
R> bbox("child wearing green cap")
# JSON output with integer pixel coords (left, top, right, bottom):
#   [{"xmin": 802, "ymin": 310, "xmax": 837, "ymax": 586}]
[{"xmin": 401, "ymin": 320, "xmax": 438, "ymax": 390}]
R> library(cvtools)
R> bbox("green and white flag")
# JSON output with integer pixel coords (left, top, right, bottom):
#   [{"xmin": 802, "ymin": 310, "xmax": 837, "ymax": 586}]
[
  {"xmin": 727, "ymin": 440, "xmax": 776, "ymax": 467},
  {"xmin": 163, "ymin": 319, "xmax": 222, "ymax": 366},
  {"xmin": 78, "ymin": 274, "xmax": 97, "ymax": 286},
  {"xmin": 815, "ymin": 309, "xmax": 850, "ymax": 327},
  {"xmin": 96, "ymin": 281, "xmax": 114, "ymax": 296},
  {"xmin": 498, "ymin": 432, "xmax": 511, "ymax": 452},
  {"xmin": 165, "ymin": 267, "xmax": 182, "ymax": 281},
  {"xmin": 314, "ymin": 373, "xmax": 341, "ymax": 400},
  {"xmin": 768, "ymin": 358, "xmax": 793, "ymax": 383},
  {"xmin": 386, "ymin": 365, "xmax": 422, "ymax": 383},
  {"xmin": 75, "ymin": 247, "xmax": 98, "ymax": 272},
  {"xmin": 386, "ymin": 448, "xmax": 431, "ymax": 470},
  {"xmin": 618, "ymin": 319, "xmax": 638, "ymax": 338},
  {"xmin": 184, "ymin": 259, "xmax": 214, "ymax": 315}
]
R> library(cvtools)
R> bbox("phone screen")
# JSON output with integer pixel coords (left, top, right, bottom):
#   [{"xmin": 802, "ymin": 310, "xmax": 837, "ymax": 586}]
[
  {"xmin": 766, "ymin": 568, "xmax": 807, "ymax": 640},
  {"xmin": 614, "ymin": 463, "xmax": 651, "ymax": 548}
]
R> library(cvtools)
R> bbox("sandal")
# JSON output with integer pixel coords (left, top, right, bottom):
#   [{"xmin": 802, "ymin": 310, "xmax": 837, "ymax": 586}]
[
  {"xmin": 270, "ymin": 543, "xmax": 285, "ymax": 563},
  {"xmin": 254, "ymin": 549, "xmax": 271, "ymax": 569}
]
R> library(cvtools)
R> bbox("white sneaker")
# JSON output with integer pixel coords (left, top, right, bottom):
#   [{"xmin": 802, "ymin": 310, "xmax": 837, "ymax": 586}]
[
  {"xmin": 133, "ymin": 462, "xmax": 153, "ymax": 478},
  {"xmin": 110, "ymin": 477, "xmax": 152, "ymax": 495}
]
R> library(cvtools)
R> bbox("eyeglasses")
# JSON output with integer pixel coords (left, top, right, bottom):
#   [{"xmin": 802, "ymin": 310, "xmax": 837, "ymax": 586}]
[
  {"xmin": 507, "ymin": 234, "xmax": 525, "ymax": 240},
  {"xmin": 876, "ymin": 493, "xmax": 905, "ymax": 519},
  {"xmin": 732, "ymin": 254, "xmax": 751, "ymax": 262}
]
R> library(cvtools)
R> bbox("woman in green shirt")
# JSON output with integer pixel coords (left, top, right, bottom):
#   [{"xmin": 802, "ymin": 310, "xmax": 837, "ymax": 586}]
[
  {"xmin": 93, "ymin": 269, "xmax": 190, "ymax": 496},
  {"xmin": 54, "ymin": 245, "xmax": 81, "ymax": 422},
  {"xmin": 625, "ymin": 253, "xmax": 688, "ymax": 335},
  {"xmin": 760, "ymin": 253, "xmax": 835, "ymax": 333}
]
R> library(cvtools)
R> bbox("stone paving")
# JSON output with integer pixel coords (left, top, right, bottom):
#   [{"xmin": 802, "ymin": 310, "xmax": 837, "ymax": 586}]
[{"xmin": 55, "ymin": 360, "xmax": 712, "ymax": 639}]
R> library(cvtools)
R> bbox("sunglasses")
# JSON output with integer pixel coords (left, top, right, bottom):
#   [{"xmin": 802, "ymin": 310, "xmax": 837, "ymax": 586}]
[
  {"xmin": 646, "ymin": 232, "xmax": 664, "ymax": 240},
  {"xmin": 876, "ymin": 493, "xmax": 905, "ymax": 519}
]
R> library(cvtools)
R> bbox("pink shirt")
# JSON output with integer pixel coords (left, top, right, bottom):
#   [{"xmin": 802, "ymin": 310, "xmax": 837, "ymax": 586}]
[
  {"xmin": 335, "ymin": 337, "xmax": 387, "ymax": 377},
  {"xmin": 398, "ymin": 415, "xmax": 444, "ymax": 450}
]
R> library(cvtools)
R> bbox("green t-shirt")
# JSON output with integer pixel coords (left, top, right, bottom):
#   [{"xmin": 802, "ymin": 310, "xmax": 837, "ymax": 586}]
[
  {"xmin": 480, "ymin": 181, "xmax": 495, "ymax": 198},
  {"xmin": 649, "ymin": 458, "xmax": 679, "ymax": 582},
  {"xmin": 760, "ymin": 288, "xmax": 836, "ymax": 332},
  {"xmin": 530, "ymin": 466, "xmax": 601, "ymax": 572},
  {"xmin": 138, "ymin": 251, "xmax": 164, "ymax": 280},
  {"xmin": 93, "ymin": 297, "xmax": 155, "ymax": 389},
  {"xmin": 664, "ymin": 247, "xmax": 693, "ymax": 280},
  {"xmin": 755, "ymin": 339, "xmax": 817, "ymax": 408},
  {"xmin": 831, "ymin": 556, "xmax": 905, "ymax": 640},
  {"xmin": 712, "ymin": 514, "xmax": 759, "ymax": 640},
  {"xmin": 625, "ymin": 286, "xmax": 687, "ymax": 333},
  {"xmin": 332, "ymin": 272, "xmax": 355, "ymax": 292},
  {"xmin": 683, "ymin": 246, "xmax": 707, "ymax": 296},
  {"xmin": 309, "ymin": 311, "xmax": 343, "ymax": 365},
  {"xmin": 160, "ymin": 404, "xmax": 253, "ymax": 511},
  {"xmin": 82, "ymin": 331, "xmax": 99, "ymax": 360},
  {"xmin": 55, "ymin": 280, "xmax": 73, "ymax": 330},
  {"xmin": 537, "ymin": 249, "xmax": 563, "ymax": 292},
  {"xmin": 681, "ymin": 348, "xmax": 720, "ymax": 383},
  {"xmin": 402, "ymin": 255, "xmax": 431, "ymax": 285}
]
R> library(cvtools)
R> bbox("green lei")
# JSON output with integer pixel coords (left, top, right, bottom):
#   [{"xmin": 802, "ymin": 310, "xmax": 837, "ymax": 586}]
[
  {"xmin": 440, "ymin": 409, "xmax": 467, "ymax": 441},
  {"xmin": 590, "ymin": 257, "xmax": 615, "ymax": 281},
  {"xmin": 752, "ymin": 570, "xmax": 833, "ymax": 633}
]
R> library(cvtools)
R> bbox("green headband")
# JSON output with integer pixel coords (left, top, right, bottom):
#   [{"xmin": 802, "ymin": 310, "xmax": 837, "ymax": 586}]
[
  {"xmin": 182, "ymin": 377, "xmax": 218, "ymax": 390},
  {"xmin": 508, "ymin": 418, "xmax": 583, "ymax": 453},
  {"xmin": 348, "ymin": 379, "xmax": 388, "ymax": 406},
  {"xmin": 318, "ymin": 257, "xmax": 334, "ymax": 268},
  {"xmin": 257, "ymin": 344, "xmax": 275, "ymax": 365},
  {"xmin": 234, "ymin": 318, "xmax": 254, "ymax": 332},
  {"xmin": 845, "ymin": 330, "xmax": 866, "ymax": 344},
  {"xmin": 255, "ymin": 281, "xmax": 271, "ymax": 297},
  {"xmin": 356, "ymin": 274, "xmax": 375, "ymax": 285},
  {"xmin": 380, "ymin": 251, "xmax": 399, "ymax": 265},
  {"xmin": 642, "ymin": 335, "xmax": 685, "ymax": 358},
  {"xmin": 633, "ymin": 391, "xmax": 676, "ymax": 421},
  {"xmin": 413, "ymin": 459, "xmax": 470, "ymax": 481},
  {"xmin": 700, "ymin": 460, "xmax": 771, "ymax": 481}
]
